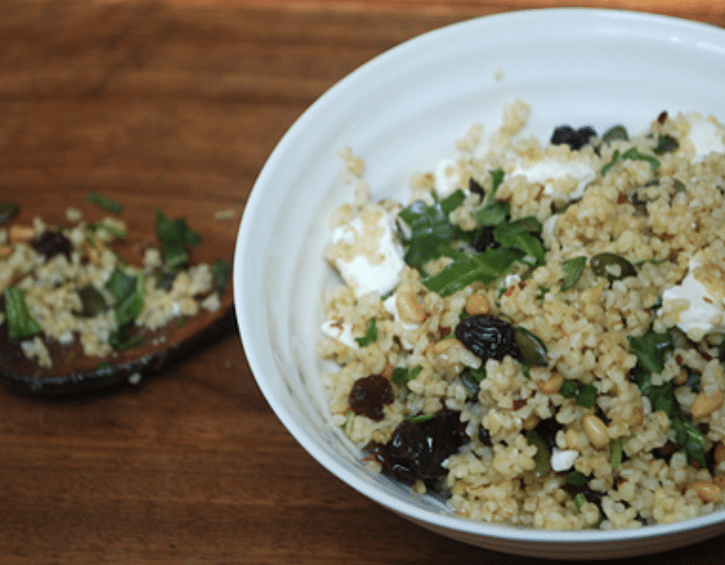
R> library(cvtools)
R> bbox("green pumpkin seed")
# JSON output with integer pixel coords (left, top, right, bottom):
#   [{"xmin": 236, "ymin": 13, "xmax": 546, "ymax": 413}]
[
  {"xmin": 590, "ymin": 252, "xmax": 637, "ymax": 282},
  {"xmin": 77, "ymin": 285, "xmax": 108, "ymax": 317},
  {"xmin": 601, "ymin": 125, "xmax": 629, "ymax": 144},
  {"xmin": 526, "ymin": 430, "xmax": 552, "ymax": 478},
  {"xmin": 515, "ymin": 327, "xmax": 548, "ymax": 367}
]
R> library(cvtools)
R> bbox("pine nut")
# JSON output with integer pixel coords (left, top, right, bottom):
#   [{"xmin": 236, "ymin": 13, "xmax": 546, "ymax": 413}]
[
  {"xmin": 582, "ymin": 414, "xmax": 610, "ymax": 450},
  {"xmin": 714, "ymin": 441, "xmax": 725, "ymax": 465},
  {"xmin": 396, "ymin": 290, "xmax": 426, "ymax": 324},
  {"xmin": 687, "ymin": 480, "xmax": 723, "ymax": 504},
  {"xmin": 537, "ymin": 372, "xmax": 564, "ymax": 395},
  {"xmin": 381, "ymin": 363, "xmax": 394, "ymax": 381},
  {"xmin": 9, "ymin": 225, "xmax": 36, "ymax": 243},
  {"xmin": 522, "ymin": 413, "xmax": 541, "ymax": 431},
  {"xmin": 690, "ymin": 390, "xmax": 724, "ymax": 420},
  {"xmin": 465, "ymin": 292, "xmax": 490, "ymax": 316},
  {"xmin": 431, "ymin": 338, "xmax": 463, "ymax": 355}
]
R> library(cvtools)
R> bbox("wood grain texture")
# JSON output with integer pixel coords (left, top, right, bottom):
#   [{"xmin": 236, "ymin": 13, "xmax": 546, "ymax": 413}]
[{"xmin": 1, "ymin": 0, "xmax": 724, "ymax": 563}]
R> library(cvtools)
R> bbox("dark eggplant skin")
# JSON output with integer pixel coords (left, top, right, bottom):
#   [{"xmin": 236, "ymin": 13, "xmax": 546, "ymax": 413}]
[{"xmin": 0, "ymin": 292, "xmax": 235, "ymax": 396}]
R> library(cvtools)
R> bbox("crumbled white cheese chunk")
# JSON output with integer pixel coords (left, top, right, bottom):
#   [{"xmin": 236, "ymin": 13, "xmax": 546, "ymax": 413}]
[
  {"xmin": 512, "ymin": 159, "xmax": 595, "ymax": 201},
  {"xmin": 550, "ymin": 448, "xmax": 579, "ymax": 472},
  {"xmin": 321, "ymin": 319, "xmax": 359, "ymax": 350},
  {"xmin": 661, "ymin": 257, "xmax": 725, "ymax": 338},
  {"xmin": 329, "ymin": 202, "xmax": 405, "ymax": 298},
  {"xmin": 383, "ymin": 292, "xmax": 418, "ymax": 350},
  {"xmin": 686, "ymin": 112, "xmax": 725, "ymax": 163},
  {"xmin": 434, "ymin": 158, "xmax": 461, "ymax": 197}
]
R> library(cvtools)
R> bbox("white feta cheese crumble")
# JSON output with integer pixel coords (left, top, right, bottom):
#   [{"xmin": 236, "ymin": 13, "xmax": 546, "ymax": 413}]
[
  {"xmin": 329, "ymin": 202, "xmax": 405, "ymax": 298},
  {"xmin": 550, "ymin": 448, "xmax": 579, "ymax": 472},
  {"xmin": 320, "ymin": 319, "xmax": 359, "ymax": 350},
  {"xmin": 661, "ymin": 256, "xmax": 725, "ymax": 338},
  {"xmin": 686, "ymin": 112, "xmax": 725, "ymax": 163},
  {"xmin": 434, "ymin": 158, "xmax": 461, "ymax": 197},
  {"xmin": 382, "ymin": 292, "xmax": 419, "ymax": 350},
  {"xmin": 512, "ymin": 159, "xmax": 595, "ymax": 201}
]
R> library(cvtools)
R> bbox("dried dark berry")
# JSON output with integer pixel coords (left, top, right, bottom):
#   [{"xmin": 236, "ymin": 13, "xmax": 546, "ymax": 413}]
[
  {"xmin": 32, "ymin": 229, "xmax": 73, "ymax": 260},
  {"xmin": 478, "ymin": 425, "xmax": 493, "ymax": 446},
  {"xmin": 471, "ymin": 226, "xmax": 499, "ymax": 252},
  {"xmin": 454, "ymin": 315, "xmax": 520, "ymax": 361},
  {"xmin": 369, "ymin": 407, "xmax": 468, "ymax": 487},
  {"xmin": 348, "ymin": 374, "xmax": 393, "ymax": 422},
  {"xmin": 551, "ymin": 125, "xmax": 597, "ymax": 150}
]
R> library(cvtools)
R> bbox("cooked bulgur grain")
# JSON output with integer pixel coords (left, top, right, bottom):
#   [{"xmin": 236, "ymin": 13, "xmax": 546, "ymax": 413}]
[{"xmin": 318, "ymin": 100, "xmax": 725, "ymax": 529}]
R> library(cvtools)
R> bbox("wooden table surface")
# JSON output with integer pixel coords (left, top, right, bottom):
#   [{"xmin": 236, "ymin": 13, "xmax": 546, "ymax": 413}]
[{"xmin": 2, "ymin": 0, "xmax": 725, "ymax": 563}]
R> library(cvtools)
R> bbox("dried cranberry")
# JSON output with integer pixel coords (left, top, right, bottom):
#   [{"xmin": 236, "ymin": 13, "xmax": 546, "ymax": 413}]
[
  {"xmin": 369, "ymin": 408, "xmax": 468, "ymax": 487},
  {"xmin": 550, "ymin": 125, "xmax": 597, "ymax": 150},
  {"xmin": 454, "ymin": 315, "xmax": 520, "ymax": 361},
  {"xmin": 348, "ymin": 374, "xmax": 393, "ymax": 422},
  {"xmin": 32, "ymin": 230, "xmax": 73, "ymax": 260}
]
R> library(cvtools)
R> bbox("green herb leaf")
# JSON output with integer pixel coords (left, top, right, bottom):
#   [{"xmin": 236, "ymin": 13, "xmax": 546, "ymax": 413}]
[
  {"xmin": 560, "ymin": 379, "xmax": 578, "ymax": 399},
  {"xmin": 391, "ymin": 364, "xmax": 423, "ymax": 386},
  {"xmin": 621, "ymin": 147, "xmax": 660, "ymax": 171},
  {"xmin": 628, "ymin": 329, "xmax": 673, "ymax": 375},
  {"xmin": 671, "ymin": 417, "xmax": 707, "ymax": 468},
  {"xmin": 573, "ymin": 492, "xmax": 587, "ymax": 512},
  {"xmin": 474, "ymin": 201, "xmax": 511, "ymax": 227},
  {"xmin": 421, "ymin": 247, "xmax": 519, "ymax": 297},
  {"xmin": 84, "ymin": 191, "xmax": 123, "ymax": 214},
  {"xmin": 609, "ymin": 437, "xmax": 624, "ymax": 469},
  {"xmin": 567, "ymin": 470, "xmax": 588, "ymax": 487},
  {"xmin": 487, "ymin": 169, "xmax": 505, "ymax": 201},
  {"xmin": 493, "ymin": 217, "xmax": 545, "ymax": 265},
  {"xmin": 406, "ymin": 412, "xmax": 438, "ymax": 424},
  {"xmin": 560, "ymin": 256, "xmax": 587, "ymax": 291},
  {"xmin": 354, "ymin": 317, "xmax": 378, "ymax": 348},
  {"xmin": 398, "ymin": 189, "xmax": 466, "ymax": 267},
  {"xmin": 601, "ymin": 149, "xmax": 620, "ymax": 176},
  {"xmin": 212, "ymin": 259, "xmax": 232, "ymax": 292},
  {"xmin": 4, "ymin": 288, "xmax": 42, "ymax": 339},
  {"xmin": 155, "ymin": 210, "xmax": 202, "ymax": 270},
  {"xmin": 577, "ymin": 384, "xmax": 598, "ymax": 409}
]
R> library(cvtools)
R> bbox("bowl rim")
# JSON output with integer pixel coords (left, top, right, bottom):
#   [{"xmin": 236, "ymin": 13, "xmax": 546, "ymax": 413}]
[{"xmin": 234, "ymin": 7, "xmax": 725, "ymax": 546}]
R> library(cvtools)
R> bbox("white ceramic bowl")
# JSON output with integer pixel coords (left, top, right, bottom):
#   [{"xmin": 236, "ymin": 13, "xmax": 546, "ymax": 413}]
[{"xmin": 234, "ymin": 9, "xmax": 725, "ymax": 559}]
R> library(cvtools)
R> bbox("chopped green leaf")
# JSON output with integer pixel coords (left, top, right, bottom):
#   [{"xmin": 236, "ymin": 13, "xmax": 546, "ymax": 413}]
[
  {"xmin": 576, "ymin": 384, "xmax": 598, "ymax": 409},
  {"xmin": 398, "ymin": 189, "xmax": 466, "ymax": 267},
  {"xmin": 84, "ymin": 191, "xmax": 123, "ymax": 214},
  {"xmin": 573, "ymin": 492, "xmax": 587, "ymax": 512},
  {"xmin": 493, "ymin": 217, "xmax": 545, "ymax": 265},
  {"xmin": 421, "ymin": 247, "xmax": 519, "ymax": 297},
  {"xmin": 628, "ymin": 329, "xmax": 673, "ymax": 375},
  {"xmin": 621, "ymin": 147, "xmax": 660, "ymax": 171},
  {"xmin": 474, "ymin": 201, "xmax": 510, "ymax": 227},
  {"xmin": 4, "ymin": 288, "xmax": 42, "ymax": 340},
  {"xmin": 354, "ymin": 317, "xmax": 378, "ymax": 348},
  {"xmin": 560, "ymin": 256, "xmax": 587, "ymax": 291},
  {"xmin": 567, "ymin": 470, "xmax": 588, "ymax": 487},
  {"xmin": 609, "ymin": 437, "xmax": 624, "ymax": 469},
  {"xmin": 105, "ymin": 268, "xmax": 145, "ymax": 349},
  {"xmin": 601, "ymin": 149, "xmax": 620, "ymax": 176},
  {"xmin": 487, "ymin": 169, "xmax": 505, "ymax": 201},
  {"xmin": 560, "ymin": 379, "xmax": 578, "ymax": 399},
  {"xmin": 392, "ymin": 364, "xmax": 423, "ymax": 386},
  {"xmin": 155, "ymin": 210, "xmax": 202, "ymax": 270},
  {"xmin": 212, "ymin": 259, "xmax": 232, "ymax": 292},
  {"xmin": 406, "ymin": 412, "xmax": 437, "ymax": 424},
  {"xmin": 671, "ymin": 417, "xmax": 707, "ymax": 468},
  {"xmin": 601, "ymin": 125, "xmax": 629, "ymax": 144}
]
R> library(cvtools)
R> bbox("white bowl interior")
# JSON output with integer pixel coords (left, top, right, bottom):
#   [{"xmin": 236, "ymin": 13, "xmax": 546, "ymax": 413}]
[{"xmin": 234, "ymin": 8, "xmax": 725, "ymax": 559}]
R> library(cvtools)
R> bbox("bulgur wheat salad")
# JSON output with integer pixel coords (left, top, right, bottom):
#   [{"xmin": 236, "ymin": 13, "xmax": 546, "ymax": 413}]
[
  {"xmin": 0, "ymin": 195, "xmax": 231, "ymax": 393},
  {"xmin": 317, "ymin": 100, "xmax": 725, "ymax": 530}
]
